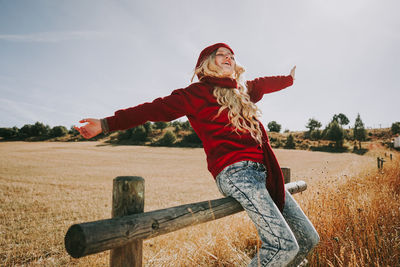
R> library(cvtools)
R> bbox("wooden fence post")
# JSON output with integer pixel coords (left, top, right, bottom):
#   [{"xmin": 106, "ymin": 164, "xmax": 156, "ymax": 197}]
[
  {"xmin": 281, "ymin": 167, "xmax": 291, "ymax": 184},
  {"xmin": 377, "ymin": 157, "xmax": 385, "ymax": 170},
  {"xmin": 64, "ymin": 180, "xmax": 307, "ymax": 259},
  {"xmin": 110, "ymin": 176, "xmax": 144, "ymax": 267}
]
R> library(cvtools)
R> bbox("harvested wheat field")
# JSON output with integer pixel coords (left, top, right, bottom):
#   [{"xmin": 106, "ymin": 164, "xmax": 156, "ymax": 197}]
[{"xmin": 1, "ymin": 141, "xmax": 398, "ymax": 266}]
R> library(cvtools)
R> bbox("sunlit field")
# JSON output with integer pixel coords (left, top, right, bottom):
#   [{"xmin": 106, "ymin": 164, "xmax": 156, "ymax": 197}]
[{"xmin": 1, "ymin": 141, "xmax": 398, "ymax": 266}]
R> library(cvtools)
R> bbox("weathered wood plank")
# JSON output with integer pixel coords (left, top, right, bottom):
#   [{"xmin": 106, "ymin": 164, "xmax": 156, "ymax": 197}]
[{"xmin": 65, "ymin": 180, "xmax": 307, "ymax": 258}]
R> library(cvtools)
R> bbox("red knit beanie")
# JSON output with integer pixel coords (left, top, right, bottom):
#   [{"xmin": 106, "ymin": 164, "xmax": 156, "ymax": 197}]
[{"xmin": 195, "ymin": 43, "xmax": 234, "ymax": 69}]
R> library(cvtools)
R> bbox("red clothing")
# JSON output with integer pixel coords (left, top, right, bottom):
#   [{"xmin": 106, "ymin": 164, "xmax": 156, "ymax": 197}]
[{"xmin": 105, "ymin": 75, "xmax": 293, "ymax": 211}]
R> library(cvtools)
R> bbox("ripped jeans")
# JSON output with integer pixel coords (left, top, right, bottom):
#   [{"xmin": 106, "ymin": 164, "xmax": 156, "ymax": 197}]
[{"xmin": 216, "ymin": 161, "xmax": 319, "ymax": 267}]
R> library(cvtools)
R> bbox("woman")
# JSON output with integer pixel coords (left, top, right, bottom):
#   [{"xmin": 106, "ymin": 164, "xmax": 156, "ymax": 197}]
[{"xmin": 75, "ymin": 43, "xmax": 319, "ymax": 266}]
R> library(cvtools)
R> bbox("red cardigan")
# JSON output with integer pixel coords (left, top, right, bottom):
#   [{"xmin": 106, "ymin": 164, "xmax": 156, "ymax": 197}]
[{"xmin": 105, "ymin": 75, "xmax": 293, "ymax": 211}]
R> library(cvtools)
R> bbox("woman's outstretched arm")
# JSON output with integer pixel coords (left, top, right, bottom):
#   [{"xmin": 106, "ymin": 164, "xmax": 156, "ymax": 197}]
[
  {"xmin": 74, "ymin": 83, "xmax": 199, "ymax": 139},
  {"xmin": 247, "ymin": 66, "xmax": 296, "ymax": 103},
  {"xmin": 74, "ymin": 118, "xmax": 102, "ymax": 139}
]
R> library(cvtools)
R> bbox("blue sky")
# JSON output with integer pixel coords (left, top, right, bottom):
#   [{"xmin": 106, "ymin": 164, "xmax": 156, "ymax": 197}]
[{"xmin": 0, "ymin": 0, "xmax": 399, "ymax": 131}]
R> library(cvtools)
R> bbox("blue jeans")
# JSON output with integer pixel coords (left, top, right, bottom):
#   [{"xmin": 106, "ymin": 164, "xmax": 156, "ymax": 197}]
[{"xmin": 216, "ymin": 161, "xmax": 319, "ymax": 267}]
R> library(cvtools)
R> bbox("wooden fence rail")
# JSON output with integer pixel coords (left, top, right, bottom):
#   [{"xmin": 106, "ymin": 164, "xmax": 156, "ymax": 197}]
[{"xmin": 65, "ymin": 168, "xmax": 307, "ymax": 266}]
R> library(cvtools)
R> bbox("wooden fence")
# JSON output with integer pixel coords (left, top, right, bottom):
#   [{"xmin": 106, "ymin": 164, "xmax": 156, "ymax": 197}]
[{"xmin": 64, "ymin": 167, "xmax": 307, "ymax": 266}]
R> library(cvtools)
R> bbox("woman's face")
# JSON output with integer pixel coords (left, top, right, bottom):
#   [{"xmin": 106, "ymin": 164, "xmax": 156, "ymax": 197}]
[{"xmin": 214, "ymin": 47, "xmax": 235, "ymax": 77}]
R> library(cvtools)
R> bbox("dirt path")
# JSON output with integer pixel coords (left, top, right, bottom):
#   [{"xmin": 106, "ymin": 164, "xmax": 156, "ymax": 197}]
[{"xmin": 275, "ymin": 149, "xmax": 374, "ymax": 184}]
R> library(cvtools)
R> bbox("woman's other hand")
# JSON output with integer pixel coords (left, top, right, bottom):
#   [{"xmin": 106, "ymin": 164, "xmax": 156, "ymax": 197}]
[
  {"xmin": 290, "ymin": 66, "xmax": 296, "ymax": 80},
  {"xmin": 74, "ymin": 118, "xmax": 102, "ymax": 139}
]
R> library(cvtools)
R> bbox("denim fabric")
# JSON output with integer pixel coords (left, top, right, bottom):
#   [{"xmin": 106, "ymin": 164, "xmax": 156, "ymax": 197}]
[{"xmin": 216, "ymin": 161, "xmax": 319, "ymax": 267}]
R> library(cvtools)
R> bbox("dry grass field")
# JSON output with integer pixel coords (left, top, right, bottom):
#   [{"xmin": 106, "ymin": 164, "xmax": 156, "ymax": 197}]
[{"xmin": 0, "ymin": 141, "xmax": 398, "ymax": 266}]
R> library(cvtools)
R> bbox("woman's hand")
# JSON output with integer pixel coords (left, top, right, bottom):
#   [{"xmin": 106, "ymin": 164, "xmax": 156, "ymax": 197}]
[
  {"xmin": 74, "ymin": 118, "xmax": 102, "ymax": 139},
  {"xmin": 290, "ymin": 66, "xmax": 296, "ymax": 80}
]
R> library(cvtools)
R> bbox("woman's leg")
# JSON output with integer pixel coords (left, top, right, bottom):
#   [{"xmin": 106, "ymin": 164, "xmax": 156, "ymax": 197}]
[
  {"xmin": 216, "ymin": 161, "xmax": 299, "ymax": 267},
  {"xmin": 282, "ymin": 191, "xmax": 320, "ymax": 267}
]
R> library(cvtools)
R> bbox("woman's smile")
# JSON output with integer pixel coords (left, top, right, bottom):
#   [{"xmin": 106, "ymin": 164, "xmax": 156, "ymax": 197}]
[{"xmin": 215, "ymin": 47, "xmax": 235, "ymax": 76}]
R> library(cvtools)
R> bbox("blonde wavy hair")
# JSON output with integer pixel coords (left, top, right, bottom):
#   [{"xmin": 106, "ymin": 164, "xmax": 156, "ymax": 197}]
[{"xmin": 191, "ymin": 52, "xmax": 264, "ymax": 145}]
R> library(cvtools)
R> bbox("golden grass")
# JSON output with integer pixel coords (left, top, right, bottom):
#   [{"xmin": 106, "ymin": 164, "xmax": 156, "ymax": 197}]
[
  {"xmin": 0, "ymin": 141, "xmax": 397, "ymax": 266},
  {"xmin": 305, "ymin": 153, "xmax": 400, "ymax": 266}
]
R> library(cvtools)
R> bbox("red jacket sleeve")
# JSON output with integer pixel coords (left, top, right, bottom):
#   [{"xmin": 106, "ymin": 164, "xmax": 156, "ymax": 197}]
[
  {"xmin": 246, "ymin": 75, "xmax": 293, "ymax": 103},
  {"xmin": 105, "ymin": 86, "xmax": 196, "ymax": 132}
]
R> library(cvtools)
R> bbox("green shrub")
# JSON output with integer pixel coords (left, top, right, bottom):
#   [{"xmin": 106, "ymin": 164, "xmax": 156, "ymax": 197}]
[
  {"xmin": 299, "ymin": 143, "xmax": 309, "ymax": 150},
  {"xmin": 181, "ymin": 121, "xmax": 191, "ymax": 130},
  {"xmin": 310, "ymin": 129, "xmax": 322, "ymax": 140},
  {"xmin": 50, "ymin": 126, "xmax": 68, "ymax": 137},
  {"xmin": 32, "ymin": 122, "xmax": 50, "ymax": 136},
  {"xmin": 156, "ymin": 131, "xmax": 176, "ymax": 146},
  {"xmin": 391, "ymin": 122, "xmax": 400, "ymax": 135},
  {"xmin": 175, "ymin": 130, "xmax": 202, "ymax": 147},
  {"xmin": 174, "ymin": 124, "xmax": 181, "ymax": 134},
  {"xmin": 117, "ymin": 129, "xmax": 131, "ymax": 141},
  {"xmin": 326, "ymin": 120, "xmax": 344, "ymax": 148},
  {"xmin": 69, "ymin": 126, "xmax": 79, "ymax": 136},
  {"xmin": 143, "ymin": 122, "xmax": 153, "ymax": 135},
  {"xmin": 284, "ymin": 134, "xmax": 296, "ymax": 149},
  {"xmin": 130, "ymin": 126, "xmax": 147, "ymax": 142},
  {"xmin": 117, "ymin": 126, "xmax": 147, "ymax": 142},
  {"xmin": 182, "ymin": 131, "xmax": 201, "ymax": 144},
  {"xmin": 18, "ymin": 122, "xmax": 50, "ymax": 138},
  {"xmin": 0, "ymin": 127, "xmax": 19, "ymax": 139}
]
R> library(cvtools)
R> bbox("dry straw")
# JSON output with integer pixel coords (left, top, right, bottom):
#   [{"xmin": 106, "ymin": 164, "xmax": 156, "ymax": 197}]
[{"xmin": 0, "ymin": 142, "xmax": 399, "ymax": 266}]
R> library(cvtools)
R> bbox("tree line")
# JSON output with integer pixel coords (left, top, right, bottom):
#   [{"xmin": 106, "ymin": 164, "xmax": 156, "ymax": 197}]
[
  {"xmin": 0, "ymin": 120, "xmax": 203, "ymax": 147},
  {"xmin": 0, "ymin": 122, "xmax": 70, "ymax": 140},
  {"xmin": 265, "ymin": 114, "xmax": 399, "ymax": 151},
  {"xmin": 114, "ymin": 121, "xmax": 202, "ymax": 147},
  {"xmin": 1, "ymin": 116, "xmax": 399, "ymax": 151}
]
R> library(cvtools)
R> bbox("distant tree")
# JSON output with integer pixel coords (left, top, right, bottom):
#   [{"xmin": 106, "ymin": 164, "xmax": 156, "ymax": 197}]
[
  {"xmin": 156, "ymin": 131, "xmax": 176, "ymax": 146},
  {"xmin": 117, "ymin": 126, "xmax": 147, "ymax": 142},
  {"xmin": 332, "ymin": 113, "xmax": 350, "ymax": 126},
  {"xmin": 305, "ymin": 118, "xmax": 322, "ymax": 140},
  {"xmin": 326, "ymin": 120, "xmax": 344, "ymax": 148},
  {"xmin": 353, "ymin": 113, "xmax": 367, "ymax": 149},
  {"xmin": 284, "ymin": 134, "xmax": 295, "ymax": 149},
  {"xmin": 305, "ymin": 118, "xmax": 322, "ymax": 132},
  {"xmin": 130, "ymin": 126, "xmax": 147, "ymax": 142},
  {"xmin": 310, "ymin": 129, "xmax": 322, "ymax": 140},
  {"xmin": 19, "ymin": 124, "xmax": 34, "ymax": 138},
  {"xmin": 171, "ymin": 121, "xmax": 180, "ymax": 127},
  {"xmin": 181, "ymin": 121, "xmax": 191, "ymax": 130},
  {"xmin": 181, "ymin": 130, "xmax": 202, "ymax": 145},
  {"xmin": 143, "ymin": 122, "xmax": 153, "ymax": 135},
  {"xmin": 31, "ymin": 122, "xmax": 50, "ymax": 136},
  {"xmin": 154, "ymin": 121, "xmax": 168, "ymax": 130},
  {"xmin": 117, "ymin": 129, "xmax": 131, "ymax": 141},
  {"xmin": 50, "ymin": 126, "xmax": 68, "ymax": 137},
  {"xmin": 267, "ymin": 121, "xmax": 281, "ymax": 133},
  {"xmin": 391, "ymin": 122, "xmax": 400, "ymax": 135},
  {"xmin": 0, "ymin": 127, "xmax": 19, "ymax": 139},
  {"xmin": 69, "ymin": 126, "xmax": 79, "ymax": 135},
  {"xmin": 174, "ymin": 124, "xmax": 181, "ymax": 134}
]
